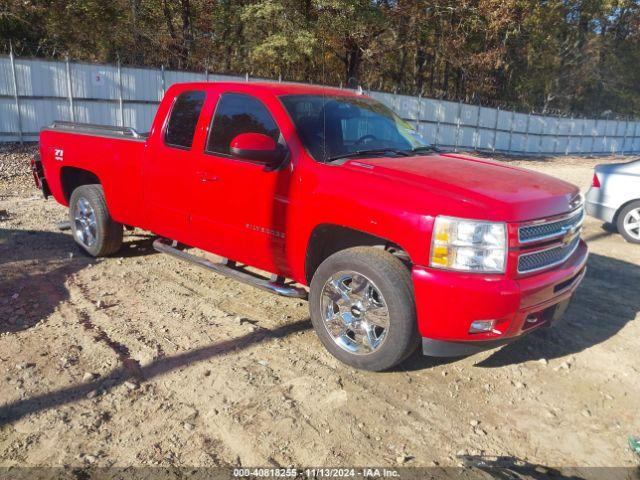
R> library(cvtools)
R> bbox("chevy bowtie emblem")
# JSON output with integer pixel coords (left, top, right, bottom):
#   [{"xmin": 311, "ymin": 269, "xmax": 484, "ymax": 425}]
[{"xmin": 563, "ymin": 231, "xmax": 578, "ymax": 246}]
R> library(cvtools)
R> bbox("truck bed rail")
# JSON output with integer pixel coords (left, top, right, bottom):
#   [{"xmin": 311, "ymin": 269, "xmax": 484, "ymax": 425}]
[{"xmin": 47, "ymin": 121, "xmax": 148, "ymax": 141}]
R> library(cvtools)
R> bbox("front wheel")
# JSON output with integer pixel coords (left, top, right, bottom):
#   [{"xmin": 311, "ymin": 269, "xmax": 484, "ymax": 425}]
[
  {"xmin": 616, "ymin": 200, "xmax": 640, "ymax": 244},
  {"xmin": 69, "ymin": 184, "xmax": 123, "ymax": 257},
  {"xmin": 309, "ymin": 247, "xmax": 419, "ymax": 371}
]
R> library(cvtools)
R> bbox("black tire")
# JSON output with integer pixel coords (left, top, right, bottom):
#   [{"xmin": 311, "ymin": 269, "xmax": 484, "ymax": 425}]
[
  {"xmin": 309, "ymin": 247, "xmax": 419, "ymax": 371},
  {"xmin": 69, "ymin": 184, "xmax": 123, "ymax": 257},
  {"xmin": 616, "ymin": 200, "xmax": 640, "ymax": 244}
]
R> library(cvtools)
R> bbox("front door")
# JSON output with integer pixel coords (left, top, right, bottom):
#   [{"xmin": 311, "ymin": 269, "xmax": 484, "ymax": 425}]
[
  {"xmin": 190, "ymin": 92, "xmax": 293, "ymax": 275},
  {"xmin": 144, "ymin": 89, "xmax": 206, "ymax": 243}
]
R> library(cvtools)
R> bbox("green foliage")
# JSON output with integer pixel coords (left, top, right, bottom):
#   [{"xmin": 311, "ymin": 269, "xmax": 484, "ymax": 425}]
[
  {"xmin": 241, "ymin": 0, "xmax": 315, "ymax": 77},
  {"xmin": 1, "ymin": 0, "xmax": 639, "ymax": 116}
]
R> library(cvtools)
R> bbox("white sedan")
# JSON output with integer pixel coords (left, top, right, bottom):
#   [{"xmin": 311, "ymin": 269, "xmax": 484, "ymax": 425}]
[{"xmin": 585, "ymin": 159, "xmax": 640, "ymax": 243}]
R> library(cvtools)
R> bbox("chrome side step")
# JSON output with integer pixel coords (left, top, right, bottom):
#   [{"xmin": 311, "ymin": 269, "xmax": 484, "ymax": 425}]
[{"xmin": 152, "ymin": 238, "xmax": 308, "ymax": 299}]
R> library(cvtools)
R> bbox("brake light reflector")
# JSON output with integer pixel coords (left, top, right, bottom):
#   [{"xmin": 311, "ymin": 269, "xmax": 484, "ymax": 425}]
[{"xmin": 592, "ymin": 173, "xmax": 601, "ymax": 188}]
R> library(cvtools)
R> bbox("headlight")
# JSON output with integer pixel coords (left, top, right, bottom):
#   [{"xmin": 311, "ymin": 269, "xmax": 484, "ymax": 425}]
[{"xmin": 430, "ymin": 216, "xmax": 507, "ymax": 273}]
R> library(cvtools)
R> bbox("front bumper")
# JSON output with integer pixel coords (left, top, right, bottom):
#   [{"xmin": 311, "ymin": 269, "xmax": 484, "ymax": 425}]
[{"xmin": 412, "ymin": 239, "xmax": 588, "ymax": 357}]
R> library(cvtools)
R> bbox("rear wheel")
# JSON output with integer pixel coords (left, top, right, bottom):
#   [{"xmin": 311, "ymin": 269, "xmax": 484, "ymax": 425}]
[
  {"xmin": 309, "ymin": 247, "xmax": 418, "ymax": 371},
  {"xmin": 69, "ymin": 184, "xmax": 123, "ymax": 256},
  {"xmin": 616, "ymin": 200, "xmax": 640, "ymax": 244}
]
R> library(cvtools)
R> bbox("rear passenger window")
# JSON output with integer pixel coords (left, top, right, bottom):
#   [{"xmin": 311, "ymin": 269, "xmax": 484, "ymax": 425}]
[
  {"xmin": 206, "ymin": 93, "xmax": 279, "ymax": 155},
  {"xmin": 165, "ymin": 90, "xmax": 206, "ymax": 149}
]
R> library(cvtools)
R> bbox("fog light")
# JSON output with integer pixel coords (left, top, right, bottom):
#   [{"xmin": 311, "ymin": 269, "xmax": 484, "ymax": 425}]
[
  {"xmin": 525, "ymin": 315, "xmax": 538, "ymax": 324},
  {"xmin": 469, "ymin": 320, "xmax": 496, "ymax": 334}
]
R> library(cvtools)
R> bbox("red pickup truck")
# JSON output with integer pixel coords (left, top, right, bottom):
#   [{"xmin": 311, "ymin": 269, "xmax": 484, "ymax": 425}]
[{"xmin": 32, "ymin": 82, "xmax": 588, "ymax": 370}]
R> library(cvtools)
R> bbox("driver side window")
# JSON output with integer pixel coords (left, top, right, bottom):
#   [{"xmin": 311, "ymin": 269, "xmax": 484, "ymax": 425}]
[{"xmin": 206, "ymin": 93, "xmax": 280, "ymax": 156}]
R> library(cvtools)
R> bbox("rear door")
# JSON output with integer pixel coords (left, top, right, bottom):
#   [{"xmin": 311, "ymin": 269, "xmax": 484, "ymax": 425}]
[
  {"xmin": 144, "ymin": 90, "xmax": 206, "ymax": 242},
  {"xmin": 190, "ymin": 92, "xmax": 293, "ymax": 274}
]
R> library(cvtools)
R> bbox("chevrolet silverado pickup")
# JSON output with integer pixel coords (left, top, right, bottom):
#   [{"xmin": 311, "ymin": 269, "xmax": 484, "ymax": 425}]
[{"xmin": 32, "ymin": 82, "xmax": 588, "ymax": 371}]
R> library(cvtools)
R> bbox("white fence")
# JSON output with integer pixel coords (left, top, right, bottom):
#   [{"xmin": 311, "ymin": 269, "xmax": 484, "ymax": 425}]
[{"xmin": 1, "ymin": 55, "xmax": 639, "ymax": 155}]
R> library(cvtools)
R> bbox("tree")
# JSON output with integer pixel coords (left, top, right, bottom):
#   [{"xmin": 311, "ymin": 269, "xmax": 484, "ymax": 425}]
[
  {"xmin": 1, "ymin": 0, "xmax": 638, "ymax": 116},
  {"xmin": 315, "ymin": 0, "xmax": 389, "ymax": 87},
  {"xmin": 240, "ymin": 0, "xmax": 316, "ymax": 79}
]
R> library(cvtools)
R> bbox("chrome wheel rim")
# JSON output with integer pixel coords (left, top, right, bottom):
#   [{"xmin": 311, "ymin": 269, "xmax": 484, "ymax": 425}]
[
  {"xmin": 623, "ymin": 208, "xmax": 640, "ymax": 240},
  {"xmin": 320, "ymin": 271, "xmax": 390, "ymax": 355},
  {"xmin": 73, "ymin": 197, "xmax": 97, "ymax": 248}
]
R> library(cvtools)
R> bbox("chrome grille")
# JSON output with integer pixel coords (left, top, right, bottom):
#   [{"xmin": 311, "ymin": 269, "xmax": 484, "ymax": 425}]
[
  {"xmin": 518, "ymin": 235, "xmax": 581, "ymax": 273},
  {"xmin": 518, "ymin": 208, "xmax": 584, "ymax": 244}
]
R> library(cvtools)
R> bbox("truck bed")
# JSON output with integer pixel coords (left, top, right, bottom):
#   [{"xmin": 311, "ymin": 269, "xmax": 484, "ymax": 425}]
[{"xmin": 39, "ymin": 122, "xmax": 148, "ymax": 229}]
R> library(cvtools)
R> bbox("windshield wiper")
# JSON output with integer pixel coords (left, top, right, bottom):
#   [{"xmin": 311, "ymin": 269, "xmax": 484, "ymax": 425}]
[
  {"xmin": 405, "ymin": 145, "xmax": 441, "ymax": 155},
  {"xmin": 326, "ymin": 148, "xmax": 410, "ymax": 163}
]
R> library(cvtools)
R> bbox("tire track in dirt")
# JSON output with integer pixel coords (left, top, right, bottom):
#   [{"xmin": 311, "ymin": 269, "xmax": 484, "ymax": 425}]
[
  {"xmin": 66, "ymin": 274, "xmax": 143, "ymax": 379},
  {"xmin": 105, "ymin": 259, "xmax": 328, "ymax": 464}
]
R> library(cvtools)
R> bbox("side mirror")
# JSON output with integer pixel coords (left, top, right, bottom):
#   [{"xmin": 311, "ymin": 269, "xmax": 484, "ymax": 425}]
[{"xmin": 229, "ymin": 133, "xmax": 285, "ymax": 166}]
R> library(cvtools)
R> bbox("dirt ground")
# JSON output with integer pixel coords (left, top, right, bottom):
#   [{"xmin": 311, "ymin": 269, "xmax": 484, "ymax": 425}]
[{"xmin": 0, "ymin": 145, "xmax": 639, "ymax": 471}]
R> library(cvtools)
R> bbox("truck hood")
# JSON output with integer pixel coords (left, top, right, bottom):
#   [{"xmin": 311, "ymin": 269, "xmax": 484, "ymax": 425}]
[{"xmin": 343, "ymin": 153, "xmax": 581, "ymax": 222}]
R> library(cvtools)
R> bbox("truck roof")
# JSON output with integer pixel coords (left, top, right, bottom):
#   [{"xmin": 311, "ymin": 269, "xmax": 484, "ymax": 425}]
[{"xmin": 168, "ymin": 81, "xmax": 364, "ymax": 98}]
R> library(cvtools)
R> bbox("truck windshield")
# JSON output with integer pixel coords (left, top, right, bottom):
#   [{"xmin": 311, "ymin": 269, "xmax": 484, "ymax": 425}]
[{"xmin": 280, "ymin": 94, "xmax": 432, "ymax": 162}]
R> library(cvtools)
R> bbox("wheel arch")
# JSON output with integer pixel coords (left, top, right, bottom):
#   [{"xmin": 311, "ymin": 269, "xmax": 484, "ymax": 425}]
[
  {"xmin": 304, "ymin": 224, "xmax": 412, "ymax": 284},
  {"xmin": 613, "ymin": 197, "xmax": 640, "ymax": 224},
  {"xmin": 60, "ymin": 167, "xmax": 102, "ymax": 202}
]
